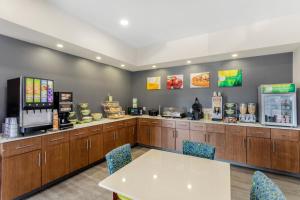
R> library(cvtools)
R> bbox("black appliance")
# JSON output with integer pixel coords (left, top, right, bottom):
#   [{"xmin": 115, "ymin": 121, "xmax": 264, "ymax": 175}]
[
  {"xmin": 128, "ymin": 107, "xmax": 143, "ymax": 116},
  {"xmin": 54, "ymin": 92, "xmax": 74, "ymax": 130},
  {"xmin": 148, "ymin": 109, "xmax": 159, "ymax": 116},
  {"xmin": 192, "ymin": 98, "xmax": 203, "ymax": 120},
  {"xmin": 7, "ymin": 77, "xmax": 54, "ymax": 135}
]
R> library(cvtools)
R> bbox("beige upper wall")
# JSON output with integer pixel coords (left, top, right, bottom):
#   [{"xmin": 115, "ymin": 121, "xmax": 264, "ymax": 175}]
[{"xmin": 293, "ymin": 48, "xmax": 300, "ymax": 87}]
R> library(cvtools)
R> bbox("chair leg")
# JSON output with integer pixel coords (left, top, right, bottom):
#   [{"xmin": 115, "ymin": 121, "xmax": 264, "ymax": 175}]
[{"xmin": 113, "ymin": 192, "xmax": 118, "ymax": 200}]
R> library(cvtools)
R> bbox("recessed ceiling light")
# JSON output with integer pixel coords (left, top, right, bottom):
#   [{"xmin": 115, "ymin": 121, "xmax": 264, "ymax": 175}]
[
  {"xmin": 232, "ymin": 54, "xmax": 238, "ymax": 58},
  {"xmin": 152, "ymin": 65, "xmax": 157, "ymax": 69},
  {"xmin": 56, "ymin": 43, "xmax": 64, "ymax": 48},
  {"xmin": 187, "ymin": 184, "xmax": 192, "ymax": 190},
  {"xmin": 121, "ymin": 64, "xmax": 125, "ymax": 67},
  {"xmin": 187, "ymin": 60, "xmax": 192, "ymax": 64},
  {"xmin": 96, "ymin": 56, "xmax": 102, "ymax": 60},
  {"xmin": 120, "ymin": 19, "xmax": 129, "ymax": 26}
]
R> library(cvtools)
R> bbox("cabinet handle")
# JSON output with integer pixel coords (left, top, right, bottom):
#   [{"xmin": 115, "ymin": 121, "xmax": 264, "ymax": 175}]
[
  {"xmin": 38, "ymin": 152, "xmax": 41, "ymax": 167},
  {"xmin": 272, "ymin": 140, "xmax": 276, "ymax": 153},
  {"xmin": 89, "ymin": 139, "xmax": 92, "ymax": 149},
  {"xmin": 49, "ymin": 137, "xmax": 64, "ymax": 142},
  {"xmin": 248, "ymin": 139, "xmax": 251, "ymax": 149},
  {"xmin": 204, "ymin": 134, "xmax": 207, "ymax": 142},
  {"xmin": 243, "ymin": 138, "xmax": 247, "ymax": 149},
  {"xmin": 86, "ymin": 139, "xmax": 89, "ymax": 150},
  {"xmin": 44, "ymin": 151, "xmax": 47, "ymax": 164},
  {"xmin": 16, "ymin": 144, "xmax": 33, "ymax": 149},
  {"xmin": 207, "ymin": 134, "xmax": 210, "ymax": 143}
]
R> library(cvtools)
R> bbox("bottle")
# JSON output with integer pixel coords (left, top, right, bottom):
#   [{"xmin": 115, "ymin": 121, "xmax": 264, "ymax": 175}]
[{"xmin": 53, "ymin": 109, "xmax": 59, "ymax": 131}]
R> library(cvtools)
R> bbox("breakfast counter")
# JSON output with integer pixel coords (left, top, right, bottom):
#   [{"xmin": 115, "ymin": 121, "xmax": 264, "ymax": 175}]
[{"xmin": 1, "ymin": 115, "xmax": 300, "ymax": 144}]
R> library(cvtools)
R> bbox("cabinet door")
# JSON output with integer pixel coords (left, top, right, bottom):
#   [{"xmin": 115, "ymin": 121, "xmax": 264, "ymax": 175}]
[
  {"xmin": 115, "ymin": 128, "xmax": 127, "ymax": 147},
  {"xmin": 127, "ymin": 126, "xmax": 136, "ymax": 146},
  {"xmin": 190, "ymin": 130, "xmax": 206, "ymax": 143},
  {"xmin": 225, "ymin": 126, "xmax": 246, "ymax": 163},
  {"xmin": 225, "ymin": 134, "xmax": 246, "ymax": 163},
  {"xmin": 161, "ymin": 127, "xmax": 176, "ymax": 151},
  {"xmin": 103, "ymin": 130, "xmax": 116, "ymax": 155},
  {"xmin": 70, "ymin": 137, "xmax": 89, "ymax": 172},
  {"xmin": 175, "ymin": 129, "xmax": 190, "ymax": 152},
  {"xmin": 42, "ymin": 142, "xmax": 69, "ymax": 185},
  {"xmin": 137, "ymin": 125, "xmax": 150, "ymax": 145},
  {"xmin": 2, "ymin": 150, "xmax": 42, "ymax": 200},
  {"xmin": 271, "ymin": 140, "xmax": 300, "ymax": 173},
  {"xmin": 88, "ymin": 133, "xmax": 103, "ymax": 164},
  {"xmin": 150, "ymin": 126, "xmax": 162, "ymax": 148},
  {"xmin": 207, "ymin": 132, "xmax": 226, "ymax": 159},
  {"xmin": 247, "ymin": 137, "xmax": 271, "ymax": 168}
]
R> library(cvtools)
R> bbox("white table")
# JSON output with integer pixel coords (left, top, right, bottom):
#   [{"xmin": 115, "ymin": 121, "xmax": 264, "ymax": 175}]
[{"xmin": 99, "ymin": 149, "xmax": 231, "ymax": 200}]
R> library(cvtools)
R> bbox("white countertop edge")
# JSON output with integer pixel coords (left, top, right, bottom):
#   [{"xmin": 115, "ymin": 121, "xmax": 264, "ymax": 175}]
[{"xmin": 1, "ymin": 115, "xmax": 299, "ymax": 144}]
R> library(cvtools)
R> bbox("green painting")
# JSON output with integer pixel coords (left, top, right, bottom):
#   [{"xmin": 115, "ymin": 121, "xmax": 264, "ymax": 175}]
[{"xmin": 218, "ymin": 69, "xmax": 242, "ymax": 87}]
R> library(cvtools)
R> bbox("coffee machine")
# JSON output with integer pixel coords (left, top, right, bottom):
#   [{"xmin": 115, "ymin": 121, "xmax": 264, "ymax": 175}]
[
  {"xmin": 191, "ymin": 97, "xmax": 203, "ymax": 120},
  {"xmin": 54, "ymin": 92, "xmax": 74, "ymax": 130},
  {"xmin": 7, "ymin": 77, "xmax": 54, "ymax": 135}
]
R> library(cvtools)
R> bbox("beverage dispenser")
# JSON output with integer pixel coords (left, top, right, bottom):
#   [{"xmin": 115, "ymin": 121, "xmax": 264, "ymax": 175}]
[{"xmin": 7, "ymin": 77, "xmax": 54, "ymax": 135}]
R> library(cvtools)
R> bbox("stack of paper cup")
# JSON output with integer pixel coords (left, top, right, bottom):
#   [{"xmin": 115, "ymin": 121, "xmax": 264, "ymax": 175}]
[{"xmin": 4, "ymin": 118, "xmax": 18, "ymax": 138}]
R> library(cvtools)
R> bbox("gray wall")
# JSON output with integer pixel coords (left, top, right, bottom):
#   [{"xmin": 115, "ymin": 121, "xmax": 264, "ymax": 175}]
[
  {"xmin": 0, "ymin": 34, "xmax": 294, "ymax": 126},
  {"xmin": 132, "ymin": 53, "xmax": 293, "ymax": 111},
  {"xmin": 0, "ymin": 35, "xmax": 132, "ymax": 124}
]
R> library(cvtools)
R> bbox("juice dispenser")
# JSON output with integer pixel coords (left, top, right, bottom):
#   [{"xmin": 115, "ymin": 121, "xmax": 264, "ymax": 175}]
[{"xmin": 7, "ymin": 77, "xmax": 54, "ymax": 135}]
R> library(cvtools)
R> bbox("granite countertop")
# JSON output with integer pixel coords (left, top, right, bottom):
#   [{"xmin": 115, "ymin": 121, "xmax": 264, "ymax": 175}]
[{"xmin": 1, "ymin": 115, "xmax": 299, "ymax": 144}]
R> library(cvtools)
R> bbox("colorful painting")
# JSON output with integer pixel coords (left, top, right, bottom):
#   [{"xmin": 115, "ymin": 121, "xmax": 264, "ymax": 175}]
[
  {"xmin": 218, "ymin": 69, "xmax": 242, "ymax": 87},
  {"xmin": 147, "ymin": 77, "xmax": 161, "ymax": 90},
  {"xmin": 167, "ymin": 75, "xmax": 184, "ymax": 90},
  {"xmin": 190, "ymin": 72, "xmax": 210, "ymax": 88}
]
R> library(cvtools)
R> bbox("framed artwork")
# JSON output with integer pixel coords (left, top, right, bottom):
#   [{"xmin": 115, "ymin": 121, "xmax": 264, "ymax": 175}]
[
  {"xmin": 218, "ymin": 69, "xmax": 242, "ymax": 87},
  {"xmin": 147, "ymin": 77, "xmax": 161, "ymax": 90},
  {"xmin": 167, "ymin": 75, "xmax": 184, "ymax": 90},
  {"xmin": 190, "ymin": 72, "xmax": 210, "ymax": 88}
]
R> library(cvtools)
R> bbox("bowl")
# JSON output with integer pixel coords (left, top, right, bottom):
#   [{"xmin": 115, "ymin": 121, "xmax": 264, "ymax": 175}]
[
  {"xmin": 91, "ymin": 113, "xmax": 102, "ymax": 121},
  {"xmin": 81, "ymin": 109, "xmax": 91, "ymax": 116},
  {"xmin": 82, "ymin": 116, "xmax": 93, "ymax": 123},
  {"xmin": 79, "ymin": 103, "xmax": 89, "ymax": 109}
]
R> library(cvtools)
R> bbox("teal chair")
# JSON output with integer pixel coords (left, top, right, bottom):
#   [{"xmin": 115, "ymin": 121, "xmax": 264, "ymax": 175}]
[
  {"xmin": 106, "ymin": 144, "xmax": 132, "ymax": 200},
  {"xmin": 250, "ymin": 171, "xmax": 286, "ymax": 200},
  {"xmin": 182, "ymin": 140, "xmax": 216, "ymax": 160}
]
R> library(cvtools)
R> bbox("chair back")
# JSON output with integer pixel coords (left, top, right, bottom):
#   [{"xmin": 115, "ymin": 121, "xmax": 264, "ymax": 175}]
[
  {"xmin": 106, "ymin": 144, "xmax": 132, "ymax": 175},
  {"xmin": 250, "ymin": 171, "xmax": 286, "ymax": 200},
  {"xmin": 182, "ymin": 140, "xmax": 215, "ymax": 160}
]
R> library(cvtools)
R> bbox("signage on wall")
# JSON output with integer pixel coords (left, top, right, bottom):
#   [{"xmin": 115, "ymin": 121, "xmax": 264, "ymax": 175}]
[
  {"xmin": 147, "ymin": 77, "xmax": 161, "ymax": 90},
  {"xmin": 218, "ymin": 69, "xmax": 242, "ymax": 87},
  {"xmin": 190, "ymin": 72, "xmax": 210, "ymax": 88},
  {"xmin": 167, "ymin": 75, "xmax": 184, "ymax": 90}
]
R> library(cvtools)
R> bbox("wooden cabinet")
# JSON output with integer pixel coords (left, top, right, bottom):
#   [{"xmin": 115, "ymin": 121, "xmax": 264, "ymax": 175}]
[
  {"xmin": 247, "ymin": 137, "xmax": 271, "ymax": 168},
  {"xmin": 88, "ymin": 130, "xmax": 103, "ymax": 164},
  {"xmin": 125, "ymin": 119, "xmax": 137, "ymax": 146},
  {"xmin": 2, "ymin": 150, "xmax": 42, "ymax": 200},
  {"xmin": 42, "ymin": 131, "xmax": 70, "ymax": 185},
  {"xmin": 190, "ymin": 122, "xmax": 206, "ymax": 143},
  {"xmin": 161, "ymin": 127, "xmax": 176, "ymax": 151},
  {"xmin": 103, "ymin": 130, "xmax": 117, "ymax": 155},
  {"xmin": 206, "ymin": 124, "xmax": 226, "ymax": 159},
  {"xmin": 225, "ymin": 126, "xmax": 247, "ymax": 163},
  {"xmin": 70, "ymin": 134, "xmax": 89, "ymax": 172},
  {"xmin": 271, "ymin": 129, "xmax": 300, "ymax": 173},
  {"xmin": 150, "ymin": 126, "xmax": 162, "ymax": 147},
  {"xmin": 127, "ymin": 126, "xmax": 136, "ymax": 145},
  {"xmin": 175, "ymin": 129, "xmax": 190, "ymax": 152},
  {"xmin": 137, "ymin": 119, "xmax": 162, "ymax": 147},
  {"xmin": 137, "ymin": 125, "xmax": 150, "ymax": 145},
  {"xmin": 115, "ymin": 127, "xmax": 127, "ymax": 147}
]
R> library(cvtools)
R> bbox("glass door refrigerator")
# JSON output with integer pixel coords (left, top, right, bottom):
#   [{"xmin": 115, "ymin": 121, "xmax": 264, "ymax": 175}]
[{"xmin": 258, "ymin": 83, "xmax": 297, "ymax": 127}]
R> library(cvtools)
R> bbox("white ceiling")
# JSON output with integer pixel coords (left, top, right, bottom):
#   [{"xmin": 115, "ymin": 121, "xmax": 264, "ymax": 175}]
[{"xmin": 48, "ymin": 0, "xmax": 300, "ymax": 48}]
